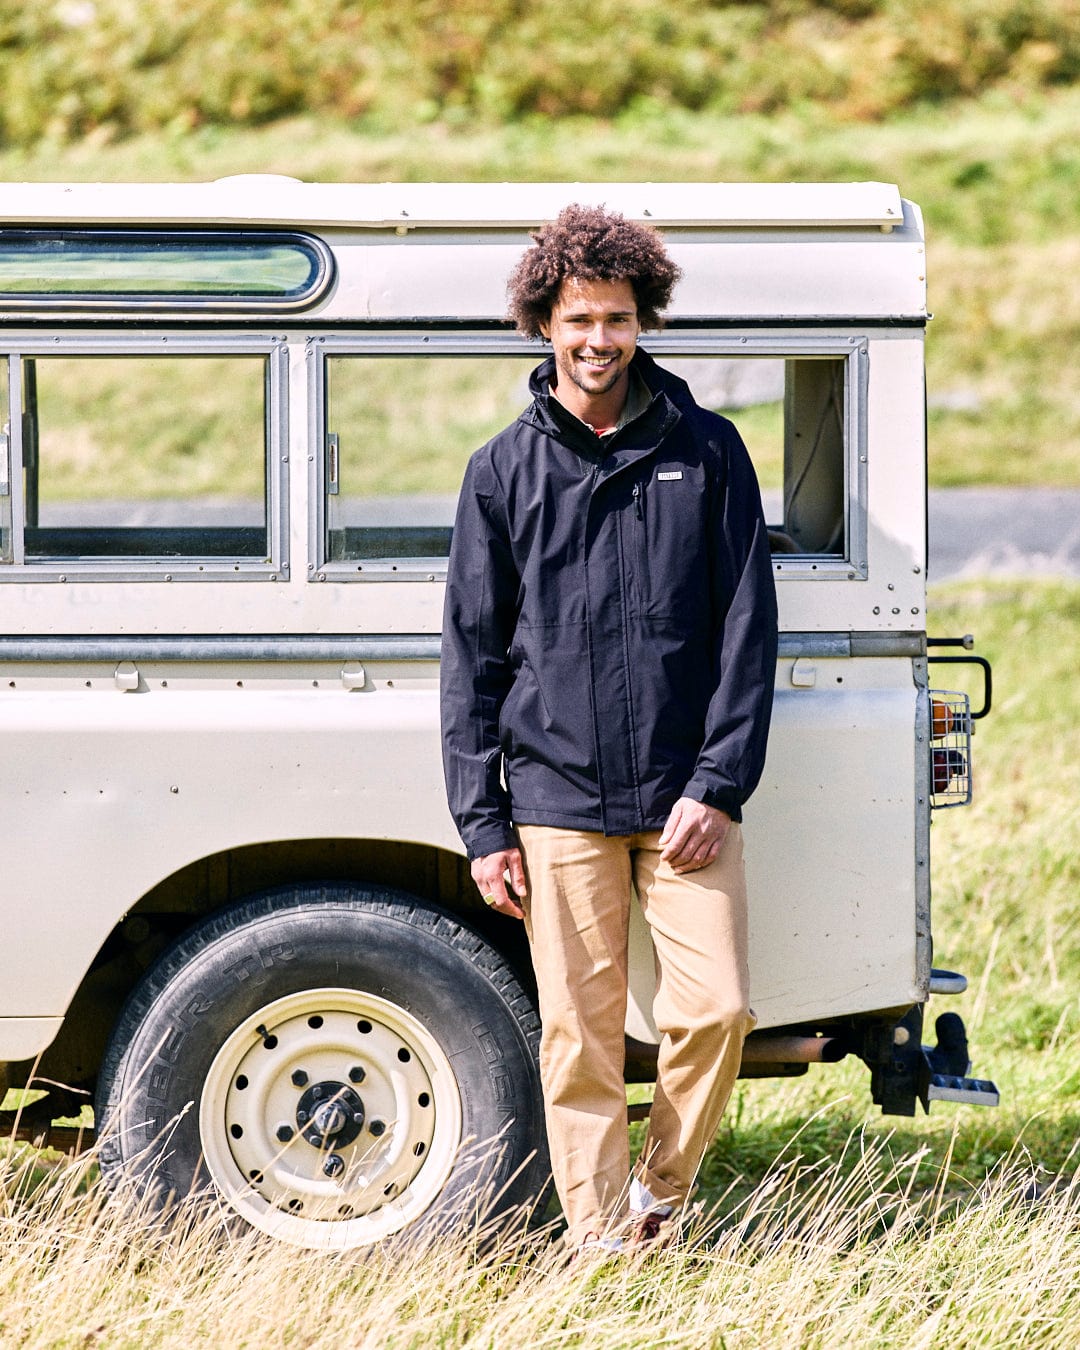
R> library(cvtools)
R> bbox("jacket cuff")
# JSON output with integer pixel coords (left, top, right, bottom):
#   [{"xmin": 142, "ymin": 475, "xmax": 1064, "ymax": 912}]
[
  {"xmin": 464, "ymin": 822, "xmax": 520, "ymax": 862},
  {"xmin": 681, "ymin": 779, "xmax": 744, "ymax": 823}
]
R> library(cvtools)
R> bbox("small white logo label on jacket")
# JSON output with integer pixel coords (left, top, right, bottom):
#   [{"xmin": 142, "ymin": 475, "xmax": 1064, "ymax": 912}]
[{"xmin": 657, "ymin": 470, "xmax": 683, "ymax": 481}]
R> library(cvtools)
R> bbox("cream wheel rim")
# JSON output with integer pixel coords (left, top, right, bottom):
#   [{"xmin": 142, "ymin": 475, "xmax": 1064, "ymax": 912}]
[{"xmin": 199, "ymin": 987, "xmax": 463, "ymax": 1249}]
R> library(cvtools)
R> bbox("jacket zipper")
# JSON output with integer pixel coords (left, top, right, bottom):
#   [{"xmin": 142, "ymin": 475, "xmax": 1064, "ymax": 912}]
[{"xmin": 632, "ymin": 480, "xmax": 649, "ymax": 610}]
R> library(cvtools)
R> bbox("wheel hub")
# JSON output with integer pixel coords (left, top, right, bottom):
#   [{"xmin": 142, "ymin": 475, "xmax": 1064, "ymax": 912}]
[{"xmin": 295, "ymin": 1081, "xmax": 365, "ymax": 1148}]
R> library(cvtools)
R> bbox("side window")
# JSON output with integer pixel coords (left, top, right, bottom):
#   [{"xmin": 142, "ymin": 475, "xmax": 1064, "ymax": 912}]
[
  {"xmin": 663, "ymin": 355, "xmax": 852, "ymax": 563},
  {"xmin": 6, "ymin": 352, "xmax": 275, "ymax": 568},
  {"xmin": 323, "ymin": 355, "xmax": 535, "ymax": 570},
  {"xmin": 316, "ymin": 344, "xmax": 863, "ymax": 580}
]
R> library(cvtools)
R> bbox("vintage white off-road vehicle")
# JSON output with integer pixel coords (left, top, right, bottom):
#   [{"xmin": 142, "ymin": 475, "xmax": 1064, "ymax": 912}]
[{"xmin": 0, "ymin": 179, "xmax": 996, "ymax": 1248}]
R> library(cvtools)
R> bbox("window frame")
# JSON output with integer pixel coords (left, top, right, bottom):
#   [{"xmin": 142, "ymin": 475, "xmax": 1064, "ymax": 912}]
[
  {"xmin": 309, "ymin": 332, "xmax": 540, "ymax": 582},
  {"xmin": 308, "ymin": 330, "xmax": 869, "ymax": 583},
  {"xmin": 0, "ymin": 332, "xmax": 289, "ymax": 582},
  {"xmin": 644, "ymin": 331, "xmax": 869, "ymax": 582}
]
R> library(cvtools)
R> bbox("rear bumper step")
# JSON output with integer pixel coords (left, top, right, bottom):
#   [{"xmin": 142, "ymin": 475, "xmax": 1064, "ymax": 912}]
[{"xmin": 923, "ymin": 1073, "xmax": 1000, "ymax": 1109}]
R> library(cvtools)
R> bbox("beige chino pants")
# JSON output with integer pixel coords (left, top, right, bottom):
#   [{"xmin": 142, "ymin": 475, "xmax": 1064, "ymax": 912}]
[{"xmin": 517, "ymin": 823, "xmax": 755, "ymax": 1246}]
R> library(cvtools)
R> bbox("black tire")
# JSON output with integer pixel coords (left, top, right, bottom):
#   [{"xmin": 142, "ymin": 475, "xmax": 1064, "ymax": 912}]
[{"xmin": 95, "ymin": 883, "xmax": 548, "ymax": 1248}]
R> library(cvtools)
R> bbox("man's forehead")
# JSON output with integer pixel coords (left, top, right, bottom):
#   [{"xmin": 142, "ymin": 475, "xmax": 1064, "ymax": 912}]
[{"xmin": 553, "ymin": 276, "xmax": 638, "ymax": 314}]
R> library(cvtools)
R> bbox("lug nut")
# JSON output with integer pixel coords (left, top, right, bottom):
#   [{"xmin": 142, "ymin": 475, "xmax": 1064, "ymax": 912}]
[
  {"xmin": 369, "ymin": 1119, "xmax": 386, "ymax": 1137},
  {"xmin": 291, "ymin": 1069, "xmax": 309, "ymax": 1087},
  {"xmin": 275, "ymin": 1123, "xmax": 294, "ymax": 1143},
  {"xmin": 348, "ymin": 1066, "xmax": 366, "ymax": 1084},
  {"xmin": 297, "ymin": 1109, "xmax": 309, "ymax": 1124},
  {"xmin": 323, "ymin": 1153, "xmax": 345, "ymax": 1178}
]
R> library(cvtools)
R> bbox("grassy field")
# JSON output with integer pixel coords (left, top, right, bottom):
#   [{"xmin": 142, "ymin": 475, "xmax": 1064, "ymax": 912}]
[{"xmin": 3, "ymin": 579, "xmax": 1078, "ymax": 1347}]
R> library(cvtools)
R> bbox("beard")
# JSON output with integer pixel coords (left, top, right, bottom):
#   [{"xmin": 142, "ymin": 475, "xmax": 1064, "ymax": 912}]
[{"xmin": 561, "ymin": 353, "xmax": 627, "ymax": 398}]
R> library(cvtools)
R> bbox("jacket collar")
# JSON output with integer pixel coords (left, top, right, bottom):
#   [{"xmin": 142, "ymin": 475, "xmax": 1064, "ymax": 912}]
[{"xmin": 521, "ymin": 348, "xmax": 683, "ymax": 465}]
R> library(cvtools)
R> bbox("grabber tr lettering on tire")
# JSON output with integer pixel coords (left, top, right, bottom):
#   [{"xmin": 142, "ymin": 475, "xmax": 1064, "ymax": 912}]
[{"xmin": 95, "ymin": 884, "xmax": 548, "ymax": 1249}]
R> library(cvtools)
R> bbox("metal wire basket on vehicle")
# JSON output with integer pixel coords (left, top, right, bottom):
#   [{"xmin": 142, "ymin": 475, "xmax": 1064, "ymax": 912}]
[{"xmin": 929, "ymin": 690, "xmax": 972, "ymax": 808}]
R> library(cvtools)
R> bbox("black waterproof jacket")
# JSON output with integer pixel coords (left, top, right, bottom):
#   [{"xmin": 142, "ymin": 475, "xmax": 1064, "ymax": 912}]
[{"xmin": 441, "ymin": 348, "xmax": 778, "ymax": 861}]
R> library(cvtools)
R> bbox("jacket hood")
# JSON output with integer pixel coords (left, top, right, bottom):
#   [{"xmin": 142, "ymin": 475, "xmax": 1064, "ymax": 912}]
[{"xmin": 522, "ymin": 347, "xmax": 687, "ymax": 457}]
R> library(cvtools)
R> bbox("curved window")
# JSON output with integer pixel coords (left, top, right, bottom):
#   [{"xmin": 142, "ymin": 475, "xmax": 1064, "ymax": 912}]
[{"xmin": 0, "ymin": 230, "xmax": 333, "ymax": 312}]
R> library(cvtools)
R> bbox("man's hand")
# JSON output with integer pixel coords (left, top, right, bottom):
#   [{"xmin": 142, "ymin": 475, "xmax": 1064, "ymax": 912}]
[
  {"xmin": 659, "ymin": 798, "xmax": 731, "ymax": 874},
  {"xmin": 470, "ymin": 847, "xmax": 527, "ymax": 920}
]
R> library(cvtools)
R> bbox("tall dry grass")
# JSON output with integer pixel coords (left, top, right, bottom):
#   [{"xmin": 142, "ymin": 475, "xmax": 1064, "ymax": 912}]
[{"xmin": 2, "ymin": 1125, "xmax": 1078, "ymax": 1348}]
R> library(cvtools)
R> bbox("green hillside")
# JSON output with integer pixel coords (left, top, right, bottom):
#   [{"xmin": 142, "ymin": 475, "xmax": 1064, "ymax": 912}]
[{"xmin": 1, "ymin": 0, "xmax": 1077, "ymax": 143}]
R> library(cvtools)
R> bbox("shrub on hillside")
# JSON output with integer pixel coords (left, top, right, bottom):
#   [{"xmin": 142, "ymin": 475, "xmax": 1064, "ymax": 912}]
[{"xmin": 0, "ymin": 0, "xmax": 1076, "ymax": 146}]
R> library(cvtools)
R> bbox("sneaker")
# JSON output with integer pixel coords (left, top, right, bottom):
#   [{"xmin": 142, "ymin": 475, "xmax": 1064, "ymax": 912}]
[
  {"xmin": 626, "ymin": 1178, "xmax": 676, "ymax": 1251},
  {"xmin": 568, "ymin": 1231, "xmax": 624, "ymax": 1264},
  {"xmin": 628, "ymin": 1207, "xmax": 675, "ymax": 1250}
]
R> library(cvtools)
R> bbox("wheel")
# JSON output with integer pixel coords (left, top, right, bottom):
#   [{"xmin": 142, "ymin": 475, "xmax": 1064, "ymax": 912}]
[{"xmin": 95, "ymin": 884, "xmax": 548, "ymax": 1249}]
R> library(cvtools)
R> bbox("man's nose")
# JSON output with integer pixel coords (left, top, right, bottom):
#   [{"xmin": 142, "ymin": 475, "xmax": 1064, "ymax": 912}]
[{"xmin": 586, "ymin": 321, "xmax": 613, "ymax": 347}]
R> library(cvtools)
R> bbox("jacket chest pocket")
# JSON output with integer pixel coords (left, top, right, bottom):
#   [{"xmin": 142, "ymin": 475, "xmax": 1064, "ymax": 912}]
[{"xmin": 629, "ymin": 473, "xmax": 705, "ymax": 618}]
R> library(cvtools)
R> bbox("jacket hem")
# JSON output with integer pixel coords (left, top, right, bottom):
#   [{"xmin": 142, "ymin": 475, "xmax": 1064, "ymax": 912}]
[{"xmin": 511, "ymin": 808, "xmax": 672, "ymax": 837}]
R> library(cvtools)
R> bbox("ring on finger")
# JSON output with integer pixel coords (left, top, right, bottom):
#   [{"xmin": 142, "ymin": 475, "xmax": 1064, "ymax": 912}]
[{"xmin": 482, "ymin": 893, "xmax": 498, "ymax": 907}]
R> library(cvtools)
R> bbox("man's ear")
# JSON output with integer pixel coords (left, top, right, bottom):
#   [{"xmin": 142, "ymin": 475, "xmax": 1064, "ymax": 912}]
[{"xmin": 538, "ymin": 316, "xmax": 551, "ymax": 341}]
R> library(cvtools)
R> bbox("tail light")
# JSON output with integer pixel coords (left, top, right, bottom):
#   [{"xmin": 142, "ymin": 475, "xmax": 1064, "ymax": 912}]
[{"xmin": 929, "ymin": 692, "xmax": 972, "ymax": 807}]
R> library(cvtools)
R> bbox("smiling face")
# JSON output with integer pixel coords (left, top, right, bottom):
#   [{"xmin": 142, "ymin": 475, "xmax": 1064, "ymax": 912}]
[{"xmin": 539, "ymin": 277, "xmax": 641, "ymax": 426}]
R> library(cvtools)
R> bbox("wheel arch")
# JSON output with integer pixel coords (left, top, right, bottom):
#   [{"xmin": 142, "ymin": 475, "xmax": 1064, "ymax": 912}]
[{"xmin": 22, "ymin": 836, "xmax": 534, "ymax": 1103}]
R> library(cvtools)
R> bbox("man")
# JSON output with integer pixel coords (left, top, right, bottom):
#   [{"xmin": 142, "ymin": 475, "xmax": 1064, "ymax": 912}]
[{"xmin": 441, "ymin": 204, "xmax": 777, "ymax": 1252}]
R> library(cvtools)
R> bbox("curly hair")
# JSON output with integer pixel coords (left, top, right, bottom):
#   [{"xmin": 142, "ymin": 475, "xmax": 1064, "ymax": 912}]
[{"xmin": 506, "ymin": 203, "xmax": 681, "ymax": 337}]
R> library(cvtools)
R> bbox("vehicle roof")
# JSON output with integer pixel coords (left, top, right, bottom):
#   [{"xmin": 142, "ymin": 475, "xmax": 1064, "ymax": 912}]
[
  {"xmin": 0, "ymin": 178, "xmax": 906, "ymax": 230},
  {"xmin": 0, "ymin": 180, "xmax": 926, "ymax": 322}
]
